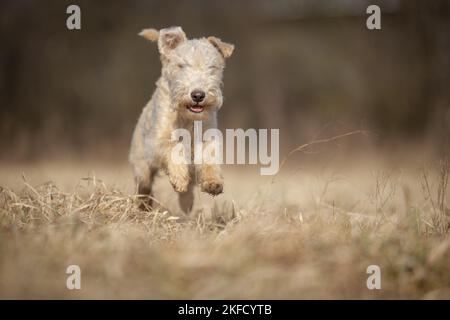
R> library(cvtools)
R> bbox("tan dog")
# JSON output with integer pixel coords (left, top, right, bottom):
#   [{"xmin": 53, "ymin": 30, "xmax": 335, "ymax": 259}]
[{"xmin": 129, "ymin": 26, "xmax": 234, "ymax": 213}]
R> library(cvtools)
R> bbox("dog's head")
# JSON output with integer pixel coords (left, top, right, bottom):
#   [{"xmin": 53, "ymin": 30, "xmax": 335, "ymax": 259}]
[{"xmin": 139, "ymin": 26, "xmax": 234, "ymax": 120}]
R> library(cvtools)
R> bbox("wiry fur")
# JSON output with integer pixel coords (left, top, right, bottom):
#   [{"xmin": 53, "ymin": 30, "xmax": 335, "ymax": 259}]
[{"xmin": 129, "ymin": 26, "xmax": 234, "ymax": 213}]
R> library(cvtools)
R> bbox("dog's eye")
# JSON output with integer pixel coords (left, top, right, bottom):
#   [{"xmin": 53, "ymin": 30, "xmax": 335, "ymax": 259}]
[
  {"xmin": 208, "ymin": 65, "xmax": 220, "ymax": 73},
  {"xmin": 177, "ymin": 63, "xmax": 186, "ymax": 69}
]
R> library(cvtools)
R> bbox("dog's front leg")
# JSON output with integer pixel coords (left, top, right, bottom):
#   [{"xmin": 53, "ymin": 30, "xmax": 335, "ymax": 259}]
[
  {"xmin": 199, "ymin": 164, "xmax": 223, "ymax": 196},
  {"xmin": 164, "ymin": 144, "xmax": 191, "ymax": 193},
  {"xmin": 198, "ymin": 138, "xmax": 223, "ymax": 195}
]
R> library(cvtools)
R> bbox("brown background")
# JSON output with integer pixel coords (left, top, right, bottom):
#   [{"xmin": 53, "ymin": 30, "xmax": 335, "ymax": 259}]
[{"xmin": 1, "ymin": 0, "xmax": 449, "ymax": 162}]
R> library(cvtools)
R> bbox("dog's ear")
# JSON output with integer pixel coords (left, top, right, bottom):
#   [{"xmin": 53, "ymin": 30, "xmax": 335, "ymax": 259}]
[
  {"xmin": 207, "ymin": 36, "xmax": 234, "ymax": 59},
  {"xmin": 139, "ymin": 27, "xmax": 186, "ymax": 56},
  {"xmin": 138, "ymin": 28, "xmax": 159, "ymax": 42},
  {"xmin": 157, "ymin": 26, "xmax": 187, "ymax": 56}
]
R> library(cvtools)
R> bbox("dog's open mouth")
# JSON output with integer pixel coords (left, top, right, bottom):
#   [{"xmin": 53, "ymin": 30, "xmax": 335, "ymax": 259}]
[{"xmin": 187, "ymin": 104, "xmax": 204, "ymax": 113}]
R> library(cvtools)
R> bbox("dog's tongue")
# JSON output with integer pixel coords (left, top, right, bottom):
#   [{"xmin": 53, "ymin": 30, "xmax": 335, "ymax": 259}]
[{"xmin": 189, "ymin": 105, "xmax": 204, "ymax": 113}]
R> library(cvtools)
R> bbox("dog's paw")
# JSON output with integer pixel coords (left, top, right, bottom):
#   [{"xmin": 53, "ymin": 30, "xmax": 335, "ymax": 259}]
[
  {"xmin": 201, "ymin": 179, "xmax": 223, "ymax": 196},
  {"xmin": 169, "ymin": 175, "xmax": 189, "ymax": 193}
]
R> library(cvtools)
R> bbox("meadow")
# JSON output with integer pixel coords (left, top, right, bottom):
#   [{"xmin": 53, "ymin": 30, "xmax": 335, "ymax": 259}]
[
  {"xmin": 0, "ymin": 147, "xmax": 449, "ymax": 299},
  {"xmin": 1, "ymin": 0, "xmax": 449, "ymax": 301}
]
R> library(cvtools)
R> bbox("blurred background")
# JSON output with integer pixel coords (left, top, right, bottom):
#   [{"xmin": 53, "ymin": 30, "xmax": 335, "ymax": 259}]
[{"xmin": 1, "ymin": 0, "xmax": 449, "ymax": 163}]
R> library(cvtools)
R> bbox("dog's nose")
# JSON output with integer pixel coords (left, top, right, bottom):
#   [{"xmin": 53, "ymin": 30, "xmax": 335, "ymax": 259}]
[{"xmin": 191, "ymin": 90, "xmax": 205, "ymax": 103}]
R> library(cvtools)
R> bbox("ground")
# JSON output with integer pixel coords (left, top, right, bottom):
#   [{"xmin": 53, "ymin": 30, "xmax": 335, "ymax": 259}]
[{"xmin": 0, "ymin": 153, "xmax": 449, "ymax": 299}]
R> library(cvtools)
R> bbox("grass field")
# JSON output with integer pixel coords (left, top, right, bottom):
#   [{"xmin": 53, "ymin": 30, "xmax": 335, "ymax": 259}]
[{"xmin": 0, "ymin": 152, "xmax": 449, "ymax": 299}]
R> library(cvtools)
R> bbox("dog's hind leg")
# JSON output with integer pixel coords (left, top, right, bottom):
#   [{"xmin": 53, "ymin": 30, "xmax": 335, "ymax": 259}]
[
  {"xmin": 134, "ymin": 163, "xmax": 157, "ymax": 210},
  {"xmin": 178, "ymin": 181, "xmax": 195, "ymax": 214}
]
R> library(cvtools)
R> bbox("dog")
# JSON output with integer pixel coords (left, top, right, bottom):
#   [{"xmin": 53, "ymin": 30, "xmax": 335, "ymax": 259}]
[{"xmin": 129, "ymin": 26, "xmax": 234, "ymax": 213}]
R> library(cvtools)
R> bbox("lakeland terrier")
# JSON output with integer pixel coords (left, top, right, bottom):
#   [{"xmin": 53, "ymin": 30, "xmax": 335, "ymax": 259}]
[{"xmin": 129, "ymin": 26, "xmax": 234, "ymax": 213}]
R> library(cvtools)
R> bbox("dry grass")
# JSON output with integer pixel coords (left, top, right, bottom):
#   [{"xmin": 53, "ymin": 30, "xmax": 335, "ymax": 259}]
[{"xmin": 0, "ymin": 155, "xmax": 449, "ymax": 299}]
